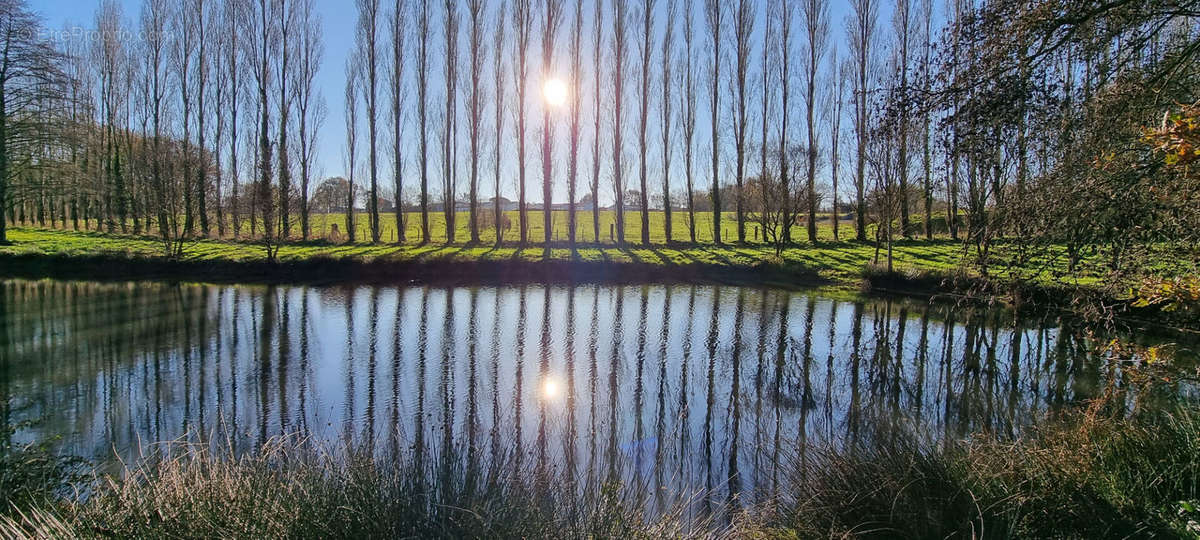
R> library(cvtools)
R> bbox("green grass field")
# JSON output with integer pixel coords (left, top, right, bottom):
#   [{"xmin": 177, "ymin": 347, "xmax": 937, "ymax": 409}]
[
  {"xmin": 1, "ymin": 214, "xmax": 1113, "ymax": 289},
  {"xmin": 258, "ymin": 209, "xmax": 858, "ymax": 245}
]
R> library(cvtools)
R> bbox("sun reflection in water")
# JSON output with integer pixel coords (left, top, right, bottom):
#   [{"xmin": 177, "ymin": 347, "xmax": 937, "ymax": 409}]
[{"xmin": 542, "ymin": 377, "xmax": 561, "ymax": 399}]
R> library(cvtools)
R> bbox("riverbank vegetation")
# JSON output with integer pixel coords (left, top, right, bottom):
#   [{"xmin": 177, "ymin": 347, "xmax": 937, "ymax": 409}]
[
  {"xmin": 3, "ymin": 391, "xmax": 1198, "ymax": 538},
  {"xmin": 6, "ymin": 221, "xmax": 1198, "ymax": 329},
  {"xmin": 0, "ymin": 223, "xmax": 1107, "ymax": 297}
]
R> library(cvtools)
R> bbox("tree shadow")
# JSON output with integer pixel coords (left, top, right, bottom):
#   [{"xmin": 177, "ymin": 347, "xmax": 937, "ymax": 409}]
[
  {"xmin": 480, "ymin": 241, "xmax": 506, "ymax": 259},
  {"xmin": 407, "ymin": 243, "xmax": 467, "ymax": 263},
  {"xmin": 509, "ymin": 244, "xmax": 528, "ymax": 261},
  {"xmin": 807, "ymin": 250, "xmax": 867, "ymax": 273},
  {"xmin": 639, "ymin": 246, "xmax": 677, "ymax": 267},
  {"xmin": 613, "ymin": 244, "xmax": 643, "ymax": 265},
  {"xmin": 696, "ymin": 246, "xmax": 736, "ymax": 267},
  {"xmin": 669, "ymin": 248, "xmax": 709, "ymax": 267}
]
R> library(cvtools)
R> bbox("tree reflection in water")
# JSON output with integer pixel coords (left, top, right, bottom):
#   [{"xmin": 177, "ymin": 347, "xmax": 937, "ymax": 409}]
[{"xmin": 0, "ymin": 278, "xmax": 1193, "ymax": 519}]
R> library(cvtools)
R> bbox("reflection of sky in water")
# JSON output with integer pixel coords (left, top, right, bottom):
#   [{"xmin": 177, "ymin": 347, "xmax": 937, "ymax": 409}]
[{"xmin": 1, "ymin": 279, "xmax": 1195, "ymax": 509}]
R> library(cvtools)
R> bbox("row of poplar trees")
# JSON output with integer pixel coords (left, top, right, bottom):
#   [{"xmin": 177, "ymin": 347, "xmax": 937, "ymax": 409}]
[{"xmin": 0, "ymin": 0, "xmax": 941, "ymax": 251}]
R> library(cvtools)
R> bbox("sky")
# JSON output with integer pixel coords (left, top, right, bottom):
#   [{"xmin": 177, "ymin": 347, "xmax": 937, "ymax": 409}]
[{"xmin": 30, "ymin": 0, "xmax": 905, "ymax": 207}]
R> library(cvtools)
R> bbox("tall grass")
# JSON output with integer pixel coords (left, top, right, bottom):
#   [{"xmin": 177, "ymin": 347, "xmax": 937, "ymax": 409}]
[
  {"xmin": 4, "ymin": 435, "xmax": 715, "ymax": 539},
  {"xmin": 769, "ymin": 399, "xmax": 1200, "ymax": 538},
  {"xmin": 4, "ymin": 398, "xmax": 1199, "ymax": 538}
]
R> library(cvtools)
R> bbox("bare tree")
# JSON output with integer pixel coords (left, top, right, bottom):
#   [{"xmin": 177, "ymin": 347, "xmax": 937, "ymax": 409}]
[
  {"xmin": 658, "ymin": 0, "xmax": 677, "ymax": 243},
  {"xmin": 122, "ymin": 43, "xmax": 140, "ymax": 233},
  {"xmin": 171, "ymin": 0, "xmax": 197, "ymax": 240},
  {"xmin": 93, "ymin": 0, "xmax": 128, "ymax": 233},
  {"xmin": 732, "ymin": 0, "xmax": 753, "ymax": 244},
  {"xmin": 64, "ymin": 43, "xmax": 93, "ymax": 232},
  {"xmin": 513, "ymin": 0, "xmax": 532, "ymax": 243},
  {"xmin": 635, "ymin": 0, "xmax": 656, "ymax": 245},
  {"xmin": 705, "ymin": 0, "xmax": 723, "ymax": 244},
  {"xmin": 357, "ymin": 0, "xmax": 381, "ymax": 243},
  {"xmin": 540, "ymin": 0, "xmax": 564, "ymax": 244},
  {"xmin": 847, "ymin": 0, "xmax": 878, "ymax": 241},
  {"xmin": 868, "ymin": 113, "xmax": 899, "ymax": 271},
  {"xmin": 892, "ymin": 0, "xmax": 913, "ymax": 238},
  {"xmin": 830, "ymin": 51, "xmax": 847, "ymax": 241},
  {"xmin": 296, "ymin": 0, "xmax": 323, "ymax": 240},
  {"xmin": 210, "ymin": 1, "xmax": 228, "ymax": 237},
  {"xmin": 567, "ymin": 0, "xmax": 583, "ymax": 244},
  {"xmin": 246, "ymin": 0, "xmax": 279, "ymax": 260},
  {"xmin": 919, "ymin": 0, "xmax": 933, "ymax": 239},
  {"xmin": 759, "ymin": 0, "xmax": 775, "ymax": 243},
  {"xmin": 249, "ymin": 105, "xmax": 260, "ymax": 237},
  {"xmin": 383, "ymin": 0, "xmax": 404, "ymax": 242},
  {"xmin": 777, "ymin": 0, "xmax": 794, "ymax": 244},
  {"xmin": 946, "ymin": 0, "xmax": 963, "ymax": 241},
  {"xmin": 801, "ymin": 0, "xmax": 829, "ymax": 243},
  {"xmin": 493, "ymin": 0, "xmax": 509, "ymax": 245},
  {"xmin": 588, "ymin": 0, "xmax": 604, "ymax": 242},
  {"xmin": 344, "ymin": 54, "xmax": 360, "ymax": 242},
  {"xmin": 225, "ymin": 0, "xmax": 243, "ymax": 239},
  {"xmin": 194, "ymin": 0, "xmax": 210, "ymax": 236},
  {"xmin": 276, "ymin": 0, "xmax": 295, "ymax": 239},
  {"xmin": 441, "ymin": 0, "xmax": 459, "ymax": 243},
  {"xmin": 467, "ymin": 0, "xmax": 485, "ymax": 243},
  {"xmin": 752, "ymin": 145, "xmax": 804, "ymax": 256},
  {"xmin": 416, "ymin": 0, "xmax": 431, "ymax": 242},
  {"xmin": 142, "ymin": 0, "xmax": 172, "ymax": 251},
  {"xmin": 611, "ymin": 0, "xmax": 629, "ymax": 244},
  {"xmin": 680, "ymin": 0, "xmax": 698, "ymax": 243}
]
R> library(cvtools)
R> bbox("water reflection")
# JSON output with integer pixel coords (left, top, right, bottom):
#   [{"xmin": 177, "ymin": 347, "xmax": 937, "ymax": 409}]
[{"xmin": 0, "ymin": 279, "xmax": 1193, "ymax": 512}]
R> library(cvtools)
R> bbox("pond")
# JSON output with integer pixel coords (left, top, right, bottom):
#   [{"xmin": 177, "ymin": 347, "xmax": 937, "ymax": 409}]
[{"xmin": 0, "ymin": 278, "xmax": 1194, "ymax": 513}]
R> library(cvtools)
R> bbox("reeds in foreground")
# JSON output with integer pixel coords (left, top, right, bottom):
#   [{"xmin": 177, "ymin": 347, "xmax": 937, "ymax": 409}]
[{"xmin": 3, "ymin": 398, "xmax": 1200, "ymax": 538}]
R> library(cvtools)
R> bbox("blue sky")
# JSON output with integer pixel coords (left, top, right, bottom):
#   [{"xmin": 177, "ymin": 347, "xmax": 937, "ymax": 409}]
[{"xmin": 32, "ymin": 0, "xmax": 900, "ymax": 207}]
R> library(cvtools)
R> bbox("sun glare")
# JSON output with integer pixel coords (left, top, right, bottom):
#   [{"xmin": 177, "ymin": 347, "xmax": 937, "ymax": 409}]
[
  {"xmin": 542, "ymin": 378, "xmax": 560, "ymax": 399},
  {"xmin": 543, "ymin": 77, "xmax": 568, "ymax": 107}
]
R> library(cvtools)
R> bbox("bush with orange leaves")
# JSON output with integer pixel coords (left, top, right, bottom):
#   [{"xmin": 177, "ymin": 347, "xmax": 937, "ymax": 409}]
[{"xmin": 1144, "ymin": 101, "xmax": 1200, "ymax": 170}]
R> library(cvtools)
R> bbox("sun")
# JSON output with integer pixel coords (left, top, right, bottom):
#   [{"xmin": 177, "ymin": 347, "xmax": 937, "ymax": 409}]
[{"xmin": 543, "ymin": 77, "xmax": 568, "ymax": 107}]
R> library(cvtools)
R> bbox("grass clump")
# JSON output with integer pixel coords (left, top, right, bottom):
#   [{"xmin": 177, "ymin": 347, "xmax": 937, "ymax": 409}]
[{"xmin": 769, "ymin": 399, "xmax": 1200, "ymax": 539}]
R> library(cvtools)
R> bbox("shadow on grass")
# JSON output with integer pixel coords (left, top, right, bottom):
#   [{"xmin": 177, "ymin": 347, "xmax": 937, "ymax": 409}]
[
  {"xmin": 404, "ymin": 244, "xmax": 465, "ymax": 263},
  {"xmin": 670, "ymin": 249, "xmax": 710, "ymax": 268},
  {"xmin": 638, "ymin": 247, "xmax": 677, "ymax": 267},
  {"xmin": 696, "ymin": 246, "xmax": 736, "ymax": 267}
]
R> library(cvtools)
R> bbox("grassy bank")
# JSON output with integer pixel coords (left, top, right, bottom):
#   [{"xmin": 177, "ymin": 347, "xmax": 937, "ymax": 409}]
[
  {"xmin": 12, "ymin": 222, "xmax": 1192, "ymax": 329},
  {"xmin": 3, "ymin": 397, "xmax": 1198, "ymax": 538},
  {"xmin": 0, "ymin": 225, "xmax": 1103, "ymax": 290}
]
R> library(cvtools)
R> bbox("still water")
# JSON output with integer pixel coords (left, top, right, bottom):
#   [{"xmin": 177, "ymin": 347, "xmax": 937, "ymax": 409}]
[{"xmin": 0, "ymin": 279, "xmax": 1194, "ymax": 507}]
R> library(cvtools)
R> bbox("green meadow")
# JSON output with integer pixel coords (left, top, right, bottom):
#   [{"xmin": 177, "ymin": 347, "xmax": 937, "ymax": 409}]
[
  {"xmin": 0, "ymin": 209, "xmax": 1112, "ymax": 290},
  {"xmin": 279, "ymin": 209, "xmax": 857, "ymax": 244}
]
